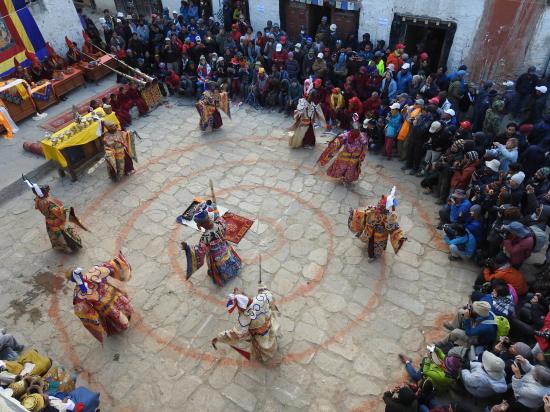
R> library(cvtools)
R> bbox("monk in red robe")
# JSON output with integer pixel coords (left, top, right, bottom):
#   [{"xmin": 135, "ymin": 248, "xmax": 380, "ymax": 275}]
[{"xmin": 109, "ymin": 92, "xmax": 132, "ymax": 128}]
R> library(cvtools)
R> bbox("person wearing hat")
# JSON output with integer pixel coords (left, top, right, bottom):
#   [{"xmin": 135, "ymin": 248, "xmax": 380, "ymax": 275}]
[
  {"xmin": 383, "ymin": 102, "xmax": 403, "ymax": 160},
  {"xmin": 501, "ymin": 221, "xmax": 534, "ymax": 268},
  {"xmin": 302, "ymin": 48, "xmax": 316, "ymax": 78},
  {"xmin": 102, "ymin": 119, "xmax": 135, "ymax": 181},
  {"xmin": 285, "ymin": 50, "xmax": 300, "ymax": 80},
  {"xmin": 396, "ymin": 99, "xmax": 423, "ymax": 161},
  {"xmin": 442, "ymin": 301, "xmax": 498, "ymax": 349},
  {"xmin": 528, "ymin": 84, "xmax": 549, "ymax": 124},
  {"xmin": 66, "ymin": 252, "xmax": 133, "ymax": 342},
  {"xmin": 447, "ymin": 70, "xmax": 465, "ymax": 113},
  {"xmin": 420, "ymin": 120, "xmax": 451, "ymax": 177},
  {"xmin": 511, "ymin": 355, "xmax": 550, "ymax": 408},
  {"xmin": 462, "ymin": 350, "xmax": 507, "ymax": 398},
  {"xmin": 403, "ymin": 103, "xmax": 435, "ymax": 174},
  {"xmin": 437, "ymin": 188, "xmax": 472, "ymax": 228},
  {"xmin": 514, "ymin": 66, "xmax": 539, "ymax": 118},
  {"xmin": 387, "ymin": 43, "xmax": 405, "ymax": 71},
  {"xmin": 486, "ymin": 137, "xmax": 519, "ymax": 172},
  {"xmin": 450, "ymin": 150, "xmax": 481, "ymax": 193},
  {"xmin": 482, "ymin": 99, "xmax": 505, "ymax": 138},
  {"xmin": 480, "ymin": 255, "xmax": 528, "ymax": 296},
  {"xmin": 316, "ymin": 15, "xmax": 330, "ymax": 44},
  {"xmin": 440, "ymin": 108, "xmax": 458, "ymax": 129},
  {"xmin": 396, "ymin": 62, "xmax": 412, "ymax": 94},
  {"xmin": 23, "ymin": 176, "xmax": 86, "ymax": 253},
  {"xmin": 312, "ymin": 52, "xmax": 328, "ymax": 78},
  {"xmin": 289, "ymin": 87, "xmax": 327, "ymax": 149},
  {"xmin": 212, "ymin": 284, "xmax": 280, "ymax": 364}
]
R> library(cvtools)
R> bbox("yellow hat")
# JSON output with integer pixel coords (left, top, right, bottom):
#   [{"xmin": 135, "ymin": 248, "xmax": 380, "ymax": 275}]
[
  {"xmin": 258, "ymin": 67, "xmax": 265, "ymax": 74},
  {"xmin": 21, "ymin": 393, "xmax": 45, "ymax": 411}
]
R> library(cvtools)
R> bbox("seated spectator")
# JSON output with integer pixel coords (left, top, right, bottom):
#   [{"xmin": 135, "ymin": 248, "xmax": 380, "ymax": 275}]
[
  {"xmin": 438, "ymin": 189, "xmax": 471, "ymax": 228},
  {"xmin": 382, "ymin": 385, "xmax": 417, "ymax": 412},
  {"xmin": 443, "ymin": 223, "xmax": 476, "ymax": 261},
  {"xmin": 511, "ymin": 355, "xmax": 550, "ymax": 409},
  {"xmin": 440, "ymin": 300, "xmax": 497, "ymax": 348},
  {"xmin": 461, "ymin": 350, "xmax": 507, "ymax": 398},
  {"xmin": 478, "ymin": 256, "xmax": 528, "ymax": 296},
  {"xmin": 501, "ymin": 221, "xmax": 534, "ymax": 268}
]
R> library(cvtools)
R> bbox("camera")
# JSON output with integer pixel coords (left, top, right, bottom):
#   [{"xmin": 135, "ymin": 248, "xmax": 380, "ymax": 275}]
[
  {"xmin": 443, "ymin": 223, "xmax": 459, "ymax": 239},
  {"xmin": 535, "ymin": 329, "xmax": 550, "ymax": 340}
]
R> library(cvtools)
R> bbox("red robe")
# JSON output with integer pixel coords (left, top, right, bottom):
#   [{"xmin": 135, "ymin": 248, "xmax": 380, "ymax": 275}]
[{"xmin": 125, "ymin": 87, "xmax": 149, "ymax": 116}]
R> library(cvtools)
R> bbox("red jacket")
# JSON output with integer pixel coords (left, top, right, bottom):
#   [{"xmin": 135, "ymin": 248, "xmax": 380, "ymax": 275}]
[
  {"xmin": 536, "ymin": 311, "xmax": 550, "ymax": 352},
  {"xmin": 450, "ymin": 160, "xmax": 480, "ymax": 189}
]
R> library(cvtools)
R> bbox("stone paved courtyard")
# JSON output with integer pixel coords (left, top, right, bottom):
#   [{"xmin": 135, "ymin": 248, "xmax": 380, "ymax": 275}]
[{"xmin": 0, "ymin": 101, "xmax": 481, "ymax": 411}]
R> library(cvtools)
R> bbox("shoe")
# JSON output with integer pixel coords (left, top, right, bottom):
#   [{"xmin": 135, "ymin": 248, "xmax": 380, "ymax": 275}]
[
  {"xmin": 416, "ymin": 171, "xmax": 425, "ymax": 177},
  {"xmin": 401, "ymin": 166, "xmax": 410, "ymax": 171},
  {"xmin": 408, "ymin": 169, "xmax": 418, "ymax": 175},
  {"xmin": 398, "ymin": 353, "xmax": 412, "ymax": 364},
  {"xmin": 423, "ymin": 188, "xmax": 432, "ymax": 195},
  {"xmin": 449, "ymin": 255, "xmax": 462, "ymax": 261},
  {"xmin": 443, "ymin": 321, "xmax": 454, "ymax": 331}
]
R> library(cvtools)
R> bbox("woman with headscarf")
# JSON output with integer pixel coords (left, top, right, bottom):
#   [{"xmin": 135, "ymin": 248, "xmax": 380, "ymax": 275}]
[
  {"xmin": 181, "ymin": 200, "xmax": 242, "ymax": 286},
  {"xmin": 67, "ymin": 252, "xmax": 133, "ymax": 343}
]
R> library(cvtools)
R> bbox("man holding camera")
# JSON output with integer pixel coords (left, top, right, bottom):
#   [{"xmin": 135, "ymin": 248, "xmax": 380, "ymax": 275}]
[
  {"xmin": 440, "ymin": 300, "xmax": 497, "ymax": 349},
  {"xmin": 438, "ymin": 189, "xmax": 472, "ymax": 229},
  {"xmin": 443, "ymin": 223, "xmax": 476, "ymax": 261}
]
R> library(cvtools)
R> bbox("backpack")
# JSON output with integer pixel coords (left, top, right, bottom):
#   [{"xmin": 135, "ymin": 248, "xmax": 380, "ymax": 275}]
[
  {"xmin": 529, "ymin": 225, "xmax": 547, "ymax": 253},
  {"xmin": 482, "ymin": 313, "xmax": 510, "ymax": 338}
]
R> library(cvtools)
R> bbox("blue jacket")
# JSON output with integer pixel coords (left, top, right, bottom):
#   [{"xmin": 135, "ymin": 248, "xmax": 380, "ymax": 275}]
[
  {"xmin": 450, "ymin": 199, "xmax": 471, "ymax": 223},
  {"xmin": 385, "ymin": 113, "xmax": 403, "ymax": 138},
  {"xmin": 380, "ymin": 78, "xmax": 397, "ymax": 101},
  {"xmin": 444, "ymin": 229, "xmax": 477, "ymax": 257},
  {"xmin": 396, "ymin": 70, "xmax": 412, "ymax": 94},
  {"xmin": 486, "ymin": 146, "xmax": 518, "ymax": 172},
  {"xmin": 463, "ymin": 312, "xmax": 497, "ymax": 348},
  {"xmin": 465, "ymin": 219, "xmax": 483, "ymax": 242}
]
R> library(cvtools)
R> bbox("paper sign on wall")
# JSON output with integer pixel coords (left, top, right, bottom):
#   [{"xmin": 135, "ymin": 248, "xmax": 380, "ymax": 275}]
[
  {"xmin": 257, "ymin": 3, "xmax": 265, "ymax": 13},
  {"xmin": 378, "ymin": 17, "xmax": 389, "ymax": 26}
]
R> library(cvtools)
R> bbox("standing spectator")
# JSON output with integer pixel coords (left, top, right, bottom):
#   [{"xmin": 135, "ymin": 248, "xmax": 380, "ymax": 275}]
[
  {"xmin": 384, "ymin": 102, "xmax": 403, "ymax": 160},
  {"xmin": 514, "ymin": 66, "xmax": 538, "ymax": 119}
]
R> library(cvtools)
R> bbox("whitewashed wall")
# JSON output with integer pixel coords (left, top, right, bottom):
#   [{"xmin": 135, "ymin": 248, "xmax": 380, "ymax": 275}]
[
  {"xmin": 91, "ymin": 0, "xmax": 116, "ymax": 13},
  {"xmin": 523, "ymin": 7, "xmax": 550, "ymax": 77},
  {"xmin": 28, "ymin": 0, "xmax": 84, "ymax": 55},
  {"xmin": 248, "ymin": 0, "xmax": 279, "ymax": 33},
  {"xmin": 358, "ymin": 0, "xmax": 486, "ymax": 71}
]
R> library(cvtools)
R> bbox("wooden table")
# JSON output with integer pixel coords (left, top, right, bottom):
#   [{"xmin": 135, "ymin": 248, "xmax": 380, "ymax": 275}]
[
  {"xmin": 31, "ymin": 82, "xmax": 57, "ymax": 112},
  {"xmin": 80, "ymin": 55, "xmax": 118, "ymax": 82},
  {"xmin": 52, "ymin": 68, "xmax": 85, "ymax": 98},
  {"xmin": 41, "ymin": 108, "xmax": 120, "ymax": 181},
  {"xmin": 3, "ymin": 97, "xmax": 35, "ymax": 122}
]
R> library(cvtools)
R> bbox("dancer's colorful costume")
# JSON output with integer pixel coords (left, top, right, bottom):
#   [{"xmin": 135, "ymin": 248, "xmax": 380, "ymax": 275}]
[
  {"xmin": 182, "ymin": 201, "xmax": 241, "ymax": 286},
  {"xmin": 348, "ymin": 187, "xmax": 407, "ymax": 260},
  {"xmin": 67, "ymin": 252, "xmax": 133, "ymax": 343}
]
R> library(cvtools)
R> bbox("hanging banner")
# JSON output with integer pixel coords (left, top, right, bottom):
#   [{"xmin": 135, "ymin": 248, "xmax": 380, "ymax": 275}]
[{"xmin": 0, "ymin": 0, "xmax": 46, "ymax": 77}]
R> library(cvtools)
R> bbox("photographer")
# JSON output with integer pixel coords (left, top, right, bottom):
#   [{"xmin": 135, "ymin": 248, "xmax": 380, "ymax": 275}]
[
  {"xmin": 450, "ymin": 150, "xmax": 481, "ymax": 191},
  {"xmin": 478, "ymin": 255, "xmax": 528, "ymax": 296},
  {"xmin": 501, "ymin": 221, "xmax": 535, "ymax": 268},
  {"xmin": 443, "ymin": 223, "xmax": 476, "ymax": 261},
  {"xmin": 438, "ymin": 189, "xmax": 472, "ymax": 229},
  {"xmin": 440, "ymin": 300, "xmax": 497, "ymax": 349},
  {"xmin": 493, "ymin": 337, "xmax": 533, "ymax": 383}
]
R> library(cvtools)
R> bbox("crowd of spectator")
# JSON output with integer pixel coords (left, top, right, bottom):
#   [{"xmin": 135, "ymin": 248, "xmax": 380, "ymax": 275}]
[{"xmin": 77, "ymin": 2, "xmax": 550, "ymax": 411}]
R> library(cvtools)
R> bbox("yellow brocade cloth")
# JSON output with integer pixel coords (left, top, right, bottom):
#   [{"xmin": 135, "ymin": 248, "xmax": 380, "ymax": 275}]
[{"xmin": 41, "ymin": 108, "xmax": 120, "ymax": 168}]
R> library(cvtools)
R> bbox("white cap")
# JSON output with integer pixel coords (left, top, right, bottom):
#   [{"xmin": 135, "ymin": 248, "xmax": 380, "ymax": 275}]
[
  {"xmin": 117, "ymin": 11, "xmax": 124, "ymax": 17},
  {"xmin": 363, "ymin": 118, "xmax": 371, "ymax": 128},
  {"xmin": 116, "ymin": 18, "xmax": 121, "ymax": 23},
  {"xmin": 317, "ymin": 52, "xmax": 324, "ymax": 59},
  {"xmin": 485, "ymin": 159, "xmax": 501, "ymax": 172},
  {"xmin": 536, "ymin": 85, "xmax": 548, "ymax": 94},
  {"xmin": 195, "ymin": 35, "xmax": 201, "ymax": 42},
  {"xmin": 165, "ymin": 37, "xmax": 170, "ymax": 41},
  {"xmin": 330, "ymin": 24, "xmax": 337, "ymax": 31},
  {"xmin": 503, "ymin": 80, "xmax": 514, "ymax": 87},
  {"xmin": 276, "ymin": 43, "xmax": 282, "ymax": 52},
  {"xmin": 429, "ymin": 121, "xmax": 442, "ymax": 133},
  {"xmin": 390, "ymin": 103, "xmax": 400, "ymax": 110},
  {"xmin": 127, "ymin": 14, "xmax": 132, "ymax": 19},
  {"xmin": 401, "ymin": 62, "xmax": 410, "ymax": 70},
  {"xmin": 444, "ymin": 108, "xmax": 456, "ymax": 116},
  {"xmin": 295, "ymin": 43, "xmax": 301, "ymax": 49},
  {"xmin": 99, "ymin": 17, "xmax": 106, "ymax": 24},
  {"xmin": 172, "ymin": 10, "xmax": 178, "ymax": 14}
]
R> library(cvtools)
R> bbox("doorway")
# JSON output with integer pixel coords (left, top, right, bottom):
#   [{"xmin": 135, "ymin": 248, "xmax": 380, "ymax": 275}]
[
  {"xmin": 308, "ymin": 4, "xmax": 331, "ymax": 39},
  {"xmin": 389, "ymin": 14, "xmax": 456, "ymax": 73}
]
